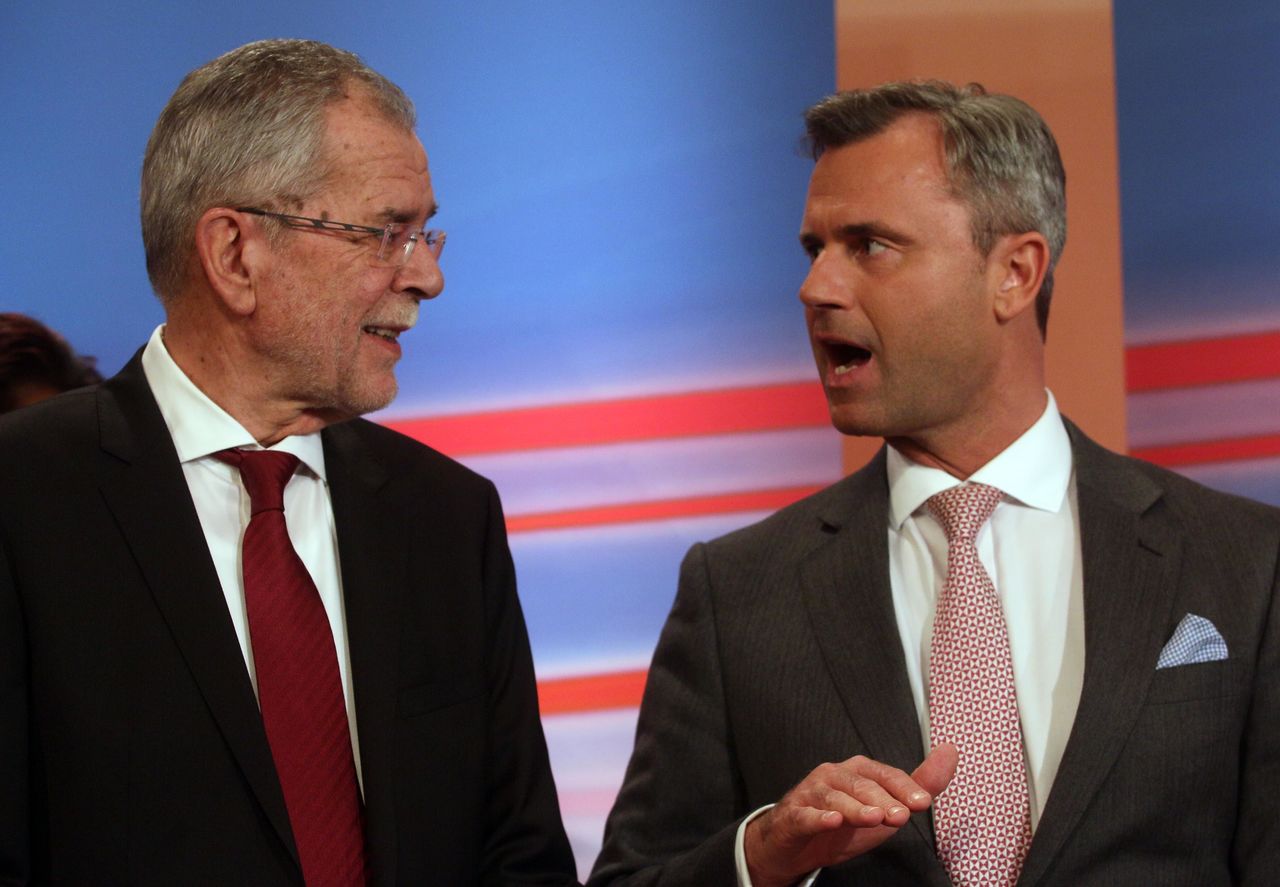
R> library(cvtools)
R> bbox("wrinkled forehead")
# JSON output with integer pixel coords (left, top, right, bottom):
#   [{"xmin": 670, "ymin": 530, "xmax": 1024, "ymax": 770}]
[
  {"xmin": 312, "ymin": 96, "xmax": 433, "ymax": 214},
  {"xmin": 319, "ymin": 93, "xmax": 425, "ymax": 164}
]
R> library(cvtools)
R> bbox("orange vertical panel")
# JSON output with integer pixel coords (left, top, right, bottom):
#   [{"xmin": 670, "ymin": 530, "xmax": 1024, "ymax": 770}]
[{"xmin": 833, "ymin": 0, "xmax": 1128, "ymax": 474}]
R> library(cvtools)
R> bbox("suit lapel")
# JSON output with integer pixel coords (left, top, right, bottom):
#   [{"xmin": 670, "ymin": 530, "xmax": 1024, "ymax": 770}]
[
  {"xmin": 798, "ymin": 451, "xmax": 939, "ymax": 852},
  {"xmin": 94, "ymin": 354, "xmax": 298, "ymax": 865},
  {"xmin": 323, "ymin": 421, "xmax": 404, "ymax": 885},
  {"xmin": 1019, "ymin": 424, "xmax": 1182, "ymax": 884}
]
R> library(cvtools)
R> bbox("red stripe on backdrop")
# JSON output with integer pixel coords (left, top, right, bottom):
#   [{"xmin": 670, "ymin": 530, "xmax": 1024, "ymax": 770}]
[
  {"xmin": 1126, "ymin": 330, "xmax": 1280, "ymax": 392},
  {"xmin": 507, "ymin": 484, "xmax": 826, "ymax": 533},
  {"xmin": 378, "ymin": 331, "xmax": 1279, "ymax": 458},
  {"xmin": 384, "ymin": 381, "xmax": 829, "ymax": 455},
  {"xmin": 538, "ymin": 668, "xmax": 648, "ymax": 715},
  {"xmin": 1130, "ymin": 433, "xmax": 1280, "ymax": 468}
]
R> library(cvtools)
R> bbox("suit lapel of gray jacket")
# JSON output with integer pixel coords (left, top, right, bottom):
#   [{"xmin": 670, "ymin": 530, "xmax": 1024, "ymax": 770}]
[
  {"xmin": 1019, "ymin": 423, "xmax": 1182, "ymax": 884},
  {"xmin": 798, "ymin": 449, "xmax": 939, "ymax": 851},
  {"xmin": 322, "ymin": 420, "xmax": 404, "ymax": 885},
  {"xmin": 94, "ymin": 354, "xmax": 299, "ymax": 868}
]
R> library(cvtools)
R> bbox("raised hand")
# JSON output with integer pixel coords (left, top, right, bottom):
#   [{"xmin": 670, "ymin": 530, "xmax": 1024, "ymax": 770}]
[{"xmin": 744, "ymin": 743, "xmax": 958, "ymax": 887}]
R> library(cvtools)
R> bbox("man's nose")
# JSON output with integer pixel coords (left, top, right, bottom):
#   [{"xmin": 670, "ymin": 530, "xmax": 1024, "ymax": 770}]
[
  {"xmin": 798, "ymin": 252, "xmax": 850, "ymax": 310},
  {"xmin": 392, "ymin": 240, "xmax": 444, "ymax": 301}
]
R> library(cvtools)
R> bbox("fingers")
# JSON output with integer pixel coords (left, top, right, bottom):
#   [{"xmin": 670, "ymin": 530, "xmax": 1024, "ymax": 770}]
[
  {"xmin": 775, "ymin": 801, "xmax": 874, "ymax": 840},
  {"xmin": 913, "ymin": 742, "xmax": 959, "ymax": 799},
  {"xmin": 820, "ymin": 756, "xmax": 934, "ymax": 819},
  {"xmin": 827, "ymin": 763, "xmax": 887, "ymax": 818},
  {"xmin": 771, "ymin": 754, "xmax": 935, "ymax": 838},
  {"xmin": 744, "ymin": 753, "xmax": 942, "ymax": 885}
]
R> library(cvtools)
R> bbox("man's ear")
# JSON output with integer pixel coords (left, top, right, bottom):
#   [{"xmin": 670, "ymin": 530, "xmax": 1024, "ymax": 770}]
[
  {"xmin": 193, "ymin": 207, "xmax": 264, "ymax": 316},
  {"xmin": 989, "ymin": 232, "xmax": 1050, "ymax": 323}
]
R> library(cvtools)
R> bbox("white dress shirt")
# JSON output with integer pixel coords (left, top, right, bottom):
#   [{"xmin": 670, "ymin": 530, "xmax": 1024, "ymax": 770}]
[
  {"xmin": 735, "ymin": 392, "xmax": 1084, "ymax": 885},
  {"xmin": 140, "ymin": 325, "xmax": 363, "ymax": 786}
]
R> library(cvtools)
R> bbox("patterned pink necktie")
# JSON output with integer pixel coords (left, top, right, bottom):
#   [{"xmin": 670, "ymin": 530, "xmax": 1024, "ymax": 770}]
[
  {"xmin": 217, "ymin": 449, "xmax": 367, "ymax": 886},
  {"xmin": 927, "ymin": 482, "xmax": 1031, "ymax": 887}
]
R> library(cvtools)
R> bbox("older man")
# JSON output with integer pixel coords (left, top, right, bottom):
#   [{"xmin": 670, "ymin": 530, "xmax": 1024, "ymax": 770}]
[
  {"xmin": 590, "ymin": 82, "xmax": 1279, "ymax": 885},
  {"xmin": 0, "ymin": 40, "xmax": 575, "ymax": 885}
]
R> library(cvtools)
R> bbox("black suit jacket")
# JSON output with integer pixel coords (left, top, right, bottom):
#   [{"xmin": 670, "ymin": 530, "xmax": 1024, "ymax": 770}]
[
  {"xmin": 589, "ymin": 423, "xmax": 1280, "ymax": 885},
  {"xmin": 0, "ymin": 354, "xmax": 577, "ymax": 885}
]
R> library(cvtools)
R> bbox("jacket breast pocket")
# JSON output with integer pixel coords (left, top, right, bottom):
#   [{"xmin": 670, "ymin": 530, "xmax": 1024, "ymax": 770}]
[
  {"xmin": 398, "ymin": 674, "xmax": 486, "ymax": 719},
  {"xmin": 1144, "ymin": 659, "xmax": 1245, "ymax": 705}
]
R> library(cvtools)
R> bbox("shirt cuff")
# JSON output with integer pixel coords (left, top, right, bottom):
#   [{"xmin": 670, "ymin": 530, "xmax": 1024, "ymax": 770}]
[{"xmin": 734, "ymin": 804, "xmax": 820, "ymax": 887}]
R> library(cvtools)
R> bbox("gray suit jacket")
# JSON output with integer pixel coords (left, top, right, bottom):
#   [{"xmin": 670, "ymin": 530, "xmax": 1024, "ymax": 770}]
[{"xmin": 589, "ymin": 422, "xmax": 1280, "ymax": 885}]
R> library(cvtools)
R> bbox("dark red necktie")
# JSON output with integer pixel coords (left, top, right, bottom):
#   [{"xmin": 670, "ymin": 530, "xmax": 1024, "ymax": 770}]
[{"xmin": 216, "ymin": 448, "xmax": 367, "ymax": 886}]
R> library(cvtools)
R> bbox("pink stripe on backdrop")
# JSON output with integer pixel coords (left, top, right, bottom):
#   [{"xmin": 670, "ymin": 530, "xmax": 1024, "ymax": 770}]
[{"xmin": 508, "ymin": 485, "xmax": 825, "ymax": 534}]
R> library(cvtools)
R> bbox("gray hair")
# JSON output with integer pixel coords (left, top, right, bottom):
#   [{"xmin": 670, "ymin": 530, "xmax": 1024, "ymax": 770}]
[
  {"xmin": 804, "ymin": 81, "xmax": 1066, "ymax": 336},
  {"xmin": 140, "ymin": 39, "xmax": 416, "ymax": 302}
]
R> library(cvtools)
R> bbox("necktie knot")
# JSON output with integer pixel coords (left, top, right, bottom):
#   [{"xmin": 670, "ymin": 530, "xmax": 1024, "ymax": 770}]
[
  {"xmin": 215, "ymin": 449, "xmax": 300, "ymax": 515},
  {"xmin": 927, "ymin": 482, "xmax": 1003, "ymax": 546}
]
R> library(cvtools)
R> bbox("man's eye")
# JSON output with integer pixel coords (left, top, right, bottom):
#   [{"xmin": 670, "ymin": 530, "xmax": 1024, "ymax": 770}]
[
  {"xmin": 341, "ymin": 226, "xmax": 381, "ymax": 244},
  {"xmin": 384, "ymin": 226, "xmax": 413, "ymax": 248},
  {"xmin": 865, "ymin": 239, "xmax": 888, "ymax": 256}
]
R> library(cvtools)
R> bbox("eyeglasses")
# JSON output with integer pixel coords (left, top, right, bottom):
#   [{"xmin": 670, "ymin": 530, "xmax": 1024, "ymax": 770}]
[{"xmin": 236, "ymin": 207, "xmax": 445, "ymax": 267}]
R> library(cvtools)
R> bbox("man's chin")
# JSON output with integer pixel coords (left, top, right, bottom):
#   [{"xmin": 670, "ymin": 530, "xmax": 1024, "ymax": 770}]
[
  {"xmin": 348, "ymin": 382, "xmax": 398, "ymax": 419},
  {"xmin": 826, "ymin": 401, "xmax": 887, "ymax": 439}
]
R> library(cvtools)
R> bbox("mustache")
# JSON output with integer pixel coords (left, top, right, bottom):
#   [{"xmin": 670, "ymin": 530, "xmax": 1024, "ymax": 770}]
[{"xmin": 365, "ymin": 301, "xmax": 419, "ymax": 331}]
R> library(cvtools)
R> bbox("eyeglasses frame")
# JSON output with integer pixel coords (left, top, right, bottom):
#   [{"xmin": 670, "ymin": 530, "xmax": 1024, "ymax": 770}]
[{"xmin": 235, "ymin": 207, "xmax": 445, "ymax": 266}]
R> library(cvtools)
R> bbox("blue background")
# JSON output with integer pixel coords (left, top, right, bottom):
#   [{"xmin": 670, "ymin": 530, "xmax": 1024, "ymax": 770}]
[
  {"xmin": 1, "ymin": 1, "xmax": 830, "ymax": 413},
  {"xmin": 1113, "ymin": 0, "xmax": 1280, "ymax": 342}
]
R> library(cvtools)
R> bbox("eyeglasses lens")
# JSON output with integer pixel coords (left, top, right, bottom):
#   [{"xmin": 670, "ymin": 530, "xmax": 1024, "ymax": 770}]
[{"xmin": 377, "ymin": 227, "xmax": 445, "ymax": 266}]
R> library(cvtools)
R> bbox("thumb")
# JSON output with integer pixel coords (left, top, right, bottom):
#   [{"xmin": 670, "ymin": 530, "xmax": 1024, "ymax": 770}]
[{"xmin": 913, "ymin": 742, "xmax": 958, "ymax": 798}]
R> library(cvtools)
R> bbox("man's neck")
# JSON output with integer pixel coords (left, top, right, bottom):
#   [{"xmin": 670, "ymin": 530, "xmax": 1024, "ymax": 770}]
[
  {"xmin": 887, "ymin": 388, "xmax": 1050, "ymax": 479},
  {"xmin": 160, "ymin": 321, "xmax": 337, "ymax": 447}
]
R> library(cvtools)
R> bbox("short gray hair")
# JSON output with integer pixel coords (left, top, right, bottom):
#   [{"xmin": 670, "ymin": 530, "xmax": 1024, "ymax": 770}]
[
  {"xmin": 804, "ymin": 81, "xmax": 1066, "ymax": 336},
  {"xmin": 140, "ymin": 39, "xmax": 416, "ymax": 302}
]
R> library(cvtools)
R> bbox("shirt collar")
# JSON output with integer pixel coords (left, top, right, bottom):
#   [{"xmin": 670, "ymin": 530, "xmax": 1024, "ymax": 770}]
[
  {"xmin": 140, "ymin": 325, "xmax": 327, "ymax": 479},
  {"xmin": 886, "ymin": 391, "xmax": 1073, "ymax": 530}
]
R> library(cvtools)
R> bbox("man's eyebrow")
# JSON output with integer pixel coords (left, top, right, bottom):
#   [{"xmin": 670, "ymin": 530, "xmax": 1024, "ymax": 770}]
[
  {"xmin": 799, "ymin": 221, "xmax": 913, "ymax": 249},
  {"xmin": 835, "ymin": 222, "xmax": 913, "ymax": 244},
  {"xmin": 376, "ymin": 202, "xmax": 439, "ymax": 224}
]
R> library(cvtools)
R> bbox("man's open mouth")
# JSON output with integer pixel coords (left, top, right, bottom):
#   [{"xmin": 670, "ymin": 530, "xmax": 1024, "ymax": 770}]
[
  {"xmin": 826, "ymin": 341, "xmax": 872, "ymax": 374},
  {"xmin": 363, "ymin": 325, "xmax": 401, "ymax": 342}
]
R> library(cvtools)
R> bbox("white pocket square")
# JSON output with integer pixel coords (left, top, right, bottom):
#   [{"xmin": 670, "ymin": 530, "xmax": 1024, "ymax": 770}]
[{"xmin": 1156, "ymin": 613, "xmax": 1228, "ymax": 669}]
